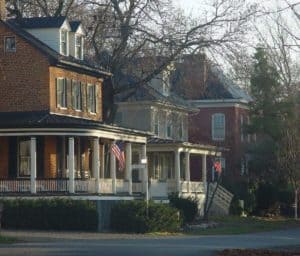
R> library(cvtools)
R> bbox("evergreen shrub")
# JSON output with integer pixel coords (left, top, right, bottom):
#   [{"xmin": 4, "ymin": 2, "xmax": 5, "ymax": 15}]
[
  {"xmin": 1, "ymin": 199, "xmax": 97, "ymax": 231},
  {"xmin": 110, "ymin": 200, "xmax": 181, "ymax": 233},
  {"xmin": 169, "ymin": 193, "xmax": 198, "ymax": 223}
]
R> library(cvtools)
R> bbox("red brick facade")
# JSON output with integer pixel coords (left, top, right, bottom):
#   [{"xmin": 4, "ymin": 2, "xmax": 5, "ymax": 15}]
[
  {"xmin": 0, "ymin": 22, "xmax": 103, "ymax": 121},
  {"xmin": 189, "ymin": 104, "xmax": 251, "ymax": 180}
]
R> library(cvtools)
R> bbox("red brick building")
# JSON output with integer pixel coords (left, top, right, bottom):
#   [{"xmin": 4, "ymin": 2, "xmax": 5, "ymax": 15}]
[
  {"xmin": 173, "ymin": 55, "xmax": 253, "ymax": 182},
  {"xmin": 0, "ymin": 2, "xmax": 148, "ymax": 197}
]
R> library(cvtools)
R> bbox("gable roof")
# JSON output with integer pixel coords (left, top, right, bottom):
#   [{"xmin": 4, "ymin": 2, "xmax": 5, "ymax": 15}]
[
  {"xmin": 173, "ymin": 54, "xmax": 252, "ymax": 103},
  {"xmin": 1, "ymin": 19, "xmax": 111, "ymax": 77},
  {"xmin": 70, "ymin": 21, "xmax": 81, "ymax": 32},
  {"xmin": 11, "ymin": 16, "xmax": 67, "ymax": 29}
]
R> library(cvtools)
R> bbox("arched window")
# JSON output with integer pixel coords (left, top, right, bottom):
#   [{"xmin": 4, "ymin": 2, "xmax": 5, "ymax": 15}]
[{"xmin": 212, "ymin": 113, "xmax": 225, "ymax": 141}]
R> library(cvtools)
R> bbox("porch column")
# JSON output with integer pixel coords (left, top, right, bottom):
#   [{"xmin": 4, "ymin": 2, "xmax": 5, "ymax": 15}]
[
  {"xmin": 30, "ymin": 137, "xmax": 37, "ymax": 194},
  {"xmin": 141, "ymin": 144, "xmax": 148, "ymax": 201},
  {"xmin": 174, "ymin": 149, "xmax": 181, "ymax": 193},
  {"xmin": 110, "ymin": 141, "xmax": 116, "ymax": 194},
  {"xmin": 100, "ymin": 144, "xmax": 105, "ymax": 179},
  {"xmin": 68, "ymin": 137, "xmax": 75, "ymax": 194},
  {"xmin": 202, "ymin": 154, "xmax": 207, "ymax": 190},
  {"xmin": 93, "ymin": 138, "xmax": 100, "ymax": 194},
  {"xmin": 185, "ymin": 152, "xmax": 190, "ymax": 193},
  {"xmin": 125, "ymin": 143, "xmax": 132, "ymax": 195}
]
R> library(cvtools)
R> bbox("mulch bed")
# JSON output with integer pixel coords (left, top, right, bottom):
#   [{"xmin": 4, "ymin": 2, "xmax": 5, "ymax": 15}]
[{"xmin": 217, "ymin": 249, "xmax": 300, "ymax": 256}]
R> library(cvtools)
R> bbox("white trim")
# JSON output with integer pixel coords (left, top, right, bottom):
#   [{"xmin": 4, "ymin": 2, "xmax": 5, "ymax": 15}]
[{"xmin": 189, "ymin": 99, "xmax": 250, "ymax": 109}]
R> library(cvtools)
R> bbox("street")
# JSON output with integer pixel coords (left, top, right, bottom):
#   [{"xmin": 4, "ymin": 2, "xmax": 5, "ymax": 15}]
[{"xmin": 1, "ymin": 228, "xmax": 300, "ymax": 256}]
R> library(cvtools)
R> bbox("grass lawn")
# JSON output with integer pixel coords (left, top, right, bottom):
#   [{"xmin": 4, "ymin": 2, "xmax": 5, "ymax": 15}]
[{"xmin": 185, "ymin": 216, "xmax": 300, "ymax": 235}]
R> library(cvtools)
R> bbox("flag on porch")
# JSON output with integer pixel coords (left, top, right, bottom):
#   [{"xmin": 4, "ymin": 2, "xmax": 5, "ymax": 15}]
[
  {"xmin": 111, "ymin": 142, "xmax": 125, "ymax": 171},
  {"xmin": 213, "ymin": 160, "xmax": 222, "ymax": 174}
]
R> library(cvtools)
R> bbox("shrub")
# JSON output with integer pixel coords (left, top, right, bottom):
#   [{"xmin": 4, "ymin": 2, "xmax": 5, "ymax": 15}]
[
  {"xmin": 169, "ymin": 193, "xmax": 198, "ymax": 223},
  {"xmin": 229, "ymin": 197, "xmax": 243, "ymax": 216},
  {"xmin": 1, "ymin": 199, "xmax": 97, "ymax": 231},
  {"xmin": 110, "ymin": 200, "xmax": 181, "ymax": 233}
]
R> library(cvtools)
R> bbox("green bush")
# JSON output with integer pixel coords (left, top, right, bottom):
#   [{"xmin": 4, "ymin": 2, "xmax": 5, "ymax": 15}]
[
  {"xmin": 169, "ymin": 193, "xmax": 198, "ymax": 223},
  {"xmin": 1, "ymin": 199, "xmax": 97, "ymax": 231},
  {"xmin": 110, "ymin": 201, "xmax": 181, "ymax": 233},
  {"xmin": 229, "ymin": 197, "xmax": 243, "ymax": 216}
]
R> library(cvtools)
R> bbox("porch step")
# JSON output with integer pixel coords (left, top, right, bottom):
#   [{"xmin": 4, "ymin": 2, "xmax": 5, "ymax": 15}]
[{"xmin": 208, "ymin": 183, "xmax": 233, "ymax": 216}]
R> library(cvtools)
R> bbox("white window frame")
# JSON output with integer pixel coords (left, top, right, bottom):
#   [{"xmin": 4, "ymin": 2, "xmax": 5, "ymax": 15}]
[
  {"xmin": 56, "ymin": 78, "xmax": 67, "ymax": 108},
  {"xmin": 240, "ymin": 115, "xmax": 244, "ymax": 142},
  {"xmin": 4, "ymin": 36, "xmax": 16, "ymax": 52},
  {"xmin": 60, "ymin": 30, "xmax": 68, "ymax": 56},
  {"xmin": 75, "ymin": 34, "xmax": 83, "ymax": 59},
  {"xmin": 212, "ymin": 113, "xmax": 225, "ymax": 141},
  {"xmin": 72, "ymin": 80, "xmax": 82, "ymax": 111},
  {"xmin": 87, "ymin": 84, "xmax": 97, "ymax": 113}
]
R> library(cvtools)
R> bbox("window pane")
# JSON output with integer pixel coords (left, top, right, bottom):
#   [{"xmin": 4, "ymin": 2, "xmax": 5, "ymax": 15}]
[
  {"xmin": 56, "ymin": 78, "xmax": 66, "ymax": 108},
  {"xmin": 5, "ymin": 37, "xmax": 16, "ymax": 52},
  {"xmin": 87, "ymin": 84, "xmax": 96, "ymax": 113},
  {"xmin": 212, "ymin": 113, "xmax": 225, "ymax": 140},
  {"xmin": 19, "ymin": 139, "xmax": 30, "ymax": 177}
]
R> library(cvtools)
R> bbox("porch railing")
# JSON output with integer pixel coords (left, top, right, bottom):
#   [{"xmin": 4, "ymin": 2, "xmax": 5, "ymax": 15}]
[
  {"xmin": 132, "ymin": 182, "xmax": 142, "ymax": 193},
  {"xmin": 100, "ymin": 179, "xmax": 113, "ymax": 194},
  {"xmin": 116, "ymin": 179, "xmax": 129, "ymax": 193},
  {"xmin": 0, "ymin": 179, "xmax": 31, "ymax": 193},
  {"xmin": 37, "ymin": 179, "xmax": 68, "ymax": 193}
]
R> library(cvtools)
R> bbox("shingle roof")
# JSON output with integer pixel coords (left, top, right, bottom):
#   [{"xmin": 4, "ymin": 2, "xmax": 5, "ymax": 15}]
[
  {"xmin": 70, "ymin": 21, "xmax": 81, "ymax": 32},
  {"xmin": 0, "ymin": 111, "xmax": 150, "ymax": 137},
  {"xmin": 1, "ymin": 19, "xmax": 111, "ymax": 77},
  {"xmin": 11, "ymin": 16, "xmax": 67, "ymax": 29}
]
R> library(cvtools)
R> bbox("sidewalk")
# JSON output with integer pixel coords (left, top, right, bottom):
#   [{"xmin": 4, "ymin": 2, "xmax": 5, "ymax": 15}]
[{"xmin": 0, "ymin": 229, "xmax": 183, "ymax": 242}]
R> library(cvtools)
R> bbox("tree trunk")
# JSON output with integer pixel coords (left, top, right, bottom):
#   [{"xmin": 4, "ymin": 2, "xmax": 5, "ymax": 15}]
[{"xmin": 295, "ymin": 188, "xmax": 298, "ymax": 220}]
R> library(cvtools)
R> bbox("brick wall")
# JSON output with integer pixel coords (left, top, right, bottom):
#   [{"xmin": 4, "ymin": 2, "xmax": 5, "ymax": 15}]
[
  {"xmin": 0, "ymin": 22, "xmax": 50, "ymax": 112},
  {"xmin": 49, "ymin": 67, "xmax": 103, "ymax": 121},
  {"xmin": 189, "ymin": 105, "xmax": 250, "ymax": 180},
  {"xmin": 0, "ymin": 136, "xmax": 8, "ymax": 178}
]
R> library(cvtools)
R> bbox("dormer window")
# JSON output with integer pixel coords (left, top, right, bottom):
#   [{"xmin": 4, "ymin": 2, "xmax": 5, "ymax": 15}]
[
  {"xmin": 60, "ymin": 30, "xmax": 68, "ymax": 55},
  {"xmin": 75, "ymin": 35, "xmax": 83, "ymax": 59}
]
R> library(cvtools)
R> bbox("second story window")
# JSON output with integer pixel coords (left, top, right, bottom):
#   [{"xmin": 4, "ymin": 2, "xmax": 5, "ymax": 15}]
[
  {"xmin": 56, "ymin": 78, "xmax": 67, "ymax": 108},
  {"xmin": 166, "ymin": 120, "xmax": 172, "ymax": 138},
  {"xmin": 75, "ymin": 35, "xmax": 83, "ymax": 59},
  {"xmin": 5, "ymin": 37, "xmax": 16, "ymax": 52},
  {"xmin": 153, "ymin": 112, "xmax": 159, "ymax": 135},
  {"xmin": 212, "ymin": 113, "xmax": 225, "ymax": 141},
  {"xmin": 60, "ymin": 30, "xmax": 68, "ymax": 55},
  {"xmin": 72, "ymin": 81, "xmax": 82, "ymax": 111},
  {"xmin": 240, "ymin": 115, "xmax": 244, "ymax": 142},
  {"xmin": 87, "ymin": 84, "xmax": 96, "ymax": 113}
]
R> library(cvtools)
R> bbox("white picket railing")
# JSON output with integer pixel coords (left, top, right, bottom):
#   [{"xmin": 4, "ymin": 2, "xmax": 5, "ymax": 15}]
[
  {"xmin": 0, "ymin": 179, "xmax": 31, "ymax": 193},
  {"xmin": 99, "ymin": 179, "xmax": 113, "ymax": 194},
  {"xmin": 36, "ymin": 179, "xmax": 68, "ymax": 192},
  {"xmin": 132, "ymin": 182, "xmax": 143, "ymax": 193}
]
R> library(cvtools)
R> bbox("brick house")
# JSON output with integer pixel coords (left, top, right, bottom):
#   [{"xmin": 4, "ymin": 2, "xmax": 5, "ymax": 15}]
[
  {"xmin": 0, "ymin": 1, "xmax": 150, "ymax": 198},
  {"xmin": 173, "ymin": 54, "xmax": 253, "ymax": 183}
]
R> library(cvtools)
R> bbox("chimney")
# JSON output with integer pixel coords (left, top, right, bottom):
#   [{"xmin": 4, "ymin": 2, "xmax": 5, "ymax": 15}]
[{"xmin": 0, "ymin": 0, "xmax": 6, "ymax": 21}]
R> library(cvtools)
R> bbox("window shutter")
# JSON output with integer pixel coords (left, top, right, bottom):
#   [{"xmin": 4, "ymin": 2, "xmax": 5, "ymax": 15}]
[
  {"xmin": 66, "ymin": 79, "xmax": 72, "ymax": 109},
  {"xmin": 71, "ymin": 80, "xmax": 76, "ymax": 109}
]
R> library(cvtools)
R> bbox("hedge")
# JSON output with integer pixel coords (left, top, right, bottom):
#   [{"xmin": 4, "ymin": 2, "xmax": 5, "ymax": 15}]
[
  {"xmin": 110, "ymin": 201, "xmax": 182, "ymax": 233},
  {"xmin": 169, "ymin": 193, "xmax": 198, "ymax": 223},
  {"xmin": 1, "ymin": 199, "xmax": 98, "ymax": 231}
]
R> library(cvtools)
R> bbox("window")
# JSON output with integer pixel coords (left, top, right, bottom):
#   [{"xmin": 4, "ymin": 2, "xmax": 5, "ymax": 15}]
[
  {"xmin": 56, "ymin": 78, "xmax": 67, "ymax": 108},
  {"xmin": 178, "ymin": 117, "xmax": 184, "ymax": 140},
  {"xmin": 212, "ymin": 113, "xmax": 225, "ymax": 140},
  {"xmin": 72, "ymin": 81, "xmax": 82, "ymax": 111},
  {"xmin": 241, "ymin": 156, "xmax": 249, "ymax": 176},
  {"xmin": 60, "ymin": 30, "xmax": 68, "ymax": 55},
  {"xmin": 247, "ymin": 116, "xmax": 251, "ymax": 142},
  {"xmin": 240, "ymin": 115, "xmax": 244, "ymax": 142},
  {"xmin": 87, "ymin": 84, "xmax": 96, "ymax": 113},
  {"xmin": 5, "ymin": 37, "xmax": 16, "ymax": 52},
  {"xmin": 19, "ymin": 138, "xmax": 30, "ymax": 177},
  {"xmin": 153, "ymin": 112, "xmax": 159, "ymax": 135},
  {"xmin": 75, "ymin": 35, "xmax": 83, "ymax": 59},
  {"xmin": 166, "ymin": 115, "xmax": 172, "ymax": 138}
]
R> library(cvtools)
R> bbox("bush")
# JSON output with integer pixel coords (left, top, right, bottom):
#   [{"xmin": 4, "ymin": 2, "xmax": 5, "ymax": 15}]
[
  {"xmin": 110, "ymin": 201, "xmax": 181, "ymax": 233},
  {"xmin": 169, "ymin": 193, "xmax": 198, "ymax": 223},
  {"xmin": 229, "ymin": 197, "xmax": 243, "ymax": 216},
  {"xmin": 1, "ymin": 199, "xmax": 98, "ymax": 231}
]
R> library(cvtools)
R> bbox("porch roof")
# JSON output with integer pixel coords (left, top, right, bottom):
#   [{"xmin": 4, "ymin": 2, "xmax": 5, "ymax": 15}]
[
  {"xmin": 147, "ymin": 137, "xmax": 225, "ymax": 156},
  {"xmin": 0, "ymin": 111, "xmax": 151, "ymax": 143}
]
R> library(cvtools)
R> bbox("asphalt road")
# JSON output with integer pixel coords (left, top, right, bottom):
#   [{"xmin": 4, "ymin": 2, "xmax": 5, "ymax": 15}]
[{"xmin": 1, "ymin": 228, "xmax": 300, "ymax": 256}]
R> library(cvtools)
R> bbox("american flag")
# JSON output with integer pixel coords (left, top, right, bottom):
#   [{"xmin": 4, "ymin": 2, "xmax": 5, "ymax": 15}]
[{"xmin": 111, "ymin": 142, "xmax": 125, "ymax": 171}]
